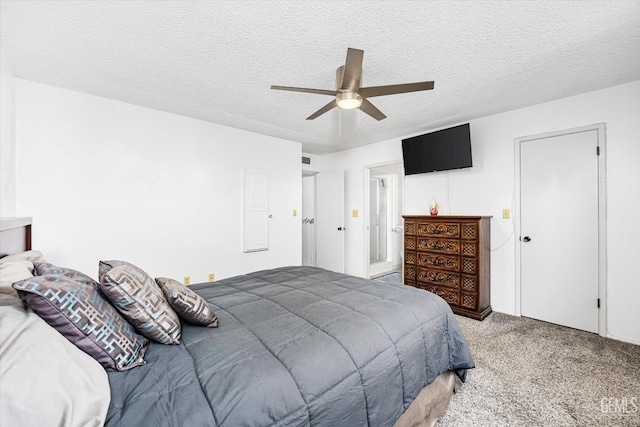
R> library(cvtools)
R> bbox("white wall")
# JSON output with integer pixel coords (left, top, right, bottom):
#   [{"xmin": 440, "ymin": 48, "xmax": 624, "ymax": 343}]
[
  {"xmin": 0, "ymin": 48, "xmax": 16, "ymax": 216},
  {"xmin": 302, "ymin": 152, "xmax": 322, "ymax": 174},
  {"xmin": 14, "ymin": 79, "xmax": 302, "ymax": 283},
  {"xmin": 321, "ymin": 80, "xmax": 640, "ymax": 344}
]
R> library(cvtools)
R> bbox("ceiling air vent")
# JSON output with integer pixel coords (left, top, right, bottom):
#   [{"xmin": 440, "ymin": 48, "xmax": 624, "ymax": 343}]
[{"xmin": 302, "ymin": 156, "xmax": 311, "ymax": 165}]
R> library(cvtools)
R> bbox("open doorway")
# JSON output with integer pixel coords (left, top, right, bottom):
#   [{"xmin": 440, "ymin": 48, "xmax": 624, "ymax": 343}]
[
  {"xmin": 366, "ymin": 163, "xmax": 403, "ymax": 278},
  {"xmin": 370, "ymin": 176, "xmax": 388, "ymax": 265}
]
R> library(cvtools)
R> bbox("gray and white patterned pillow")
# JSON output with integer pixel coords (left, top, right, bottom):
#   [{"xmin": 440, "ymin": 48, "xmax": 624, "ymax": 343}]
[
  {"xmin": 12, "ymin": 275, "xmax": 149, "ymax": 371},
  {"xmin": 98, "ymin": 259, "xmax": 120, "ymax": 283},
  {"xmin": 99, "ymin": 261, "xmax": 181, "ymax": 345},
  {"xmin": 155, "ymin": 277, "xmax": 218, "ymax": 328},
  {"xmin": 34, "ymin": 262, "xmax": 99, "ymax": 289}
]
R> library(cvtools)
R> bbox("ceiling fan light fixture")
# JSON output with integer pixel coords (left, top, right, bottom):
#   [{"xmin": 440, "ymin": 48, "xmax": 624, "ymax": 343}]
[
  {"xmin": 272, "ymin": 48, "xmax": 434, "ymax": 121},
  {"xmin": 336, "ymin": 91, "xmax": 362, "ymax": 110}
]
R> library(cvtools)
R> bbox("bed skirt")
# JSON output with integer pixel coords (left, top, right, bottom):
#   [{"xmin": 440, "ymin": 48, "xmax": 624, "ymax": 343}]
[{"xmin": 394, "ymin": 371, "xmax": 456, "ymax": 427}]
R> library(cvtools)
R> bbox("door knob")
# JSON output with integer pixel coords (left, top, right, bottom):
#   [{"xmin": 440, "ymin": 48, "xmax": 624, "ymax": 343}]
[
  {"xmin": 522, "ymin": 236, "xmax": 532, "ymax": 242},
  {"xmin": 337, "ymin": 227, "xmax": 342, "ymax": 231}
]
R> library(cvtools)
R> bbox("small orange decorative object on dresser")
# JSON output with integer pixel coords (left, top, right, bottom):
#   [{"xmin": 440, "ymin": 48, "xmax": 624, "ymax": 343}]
[{"xmin": 402, "ymin": 215, "xmax": 492, "ymax": 320}]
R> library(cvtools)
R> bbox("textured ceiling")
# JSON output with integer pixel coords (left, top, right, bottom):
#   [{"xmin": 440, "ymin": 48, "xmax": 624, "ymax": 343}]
[{"xmin": 1, "ymin": 1, "xmax": 639, "ymax": 154}]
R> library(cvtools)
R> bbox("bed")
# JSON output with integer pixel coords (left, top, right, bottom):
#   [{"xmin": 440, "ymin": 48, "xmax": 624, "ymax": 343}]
[{"xmin": 0, "ymin": 217, "xmax": 474, "ymax": 427}]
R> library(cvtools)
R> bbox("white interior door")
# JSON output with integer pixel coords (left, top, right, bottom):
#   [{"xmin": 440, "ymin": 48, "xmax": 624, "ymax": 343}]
[
  {"xmin": 316, "ymin": 170, "xmax": 345, "ymax": 273},
  {"xmin": 243, "ymin": 169, "xmax": 269, "ymax": 252},
  {"xmin": 520, "ymin": 129, "xmax": 599, "ymax": 333},
  {"xmin": 302, "ymin": 174, "xmax": 316, "ymax": 266}
]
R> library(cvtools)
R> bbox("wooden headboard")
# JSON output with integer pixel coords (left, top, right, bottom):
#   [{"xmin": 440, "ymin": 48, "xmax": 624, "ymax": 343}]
[{"xmin": 0, "ymin": 217, "xmax": 32, "ymax": 258}]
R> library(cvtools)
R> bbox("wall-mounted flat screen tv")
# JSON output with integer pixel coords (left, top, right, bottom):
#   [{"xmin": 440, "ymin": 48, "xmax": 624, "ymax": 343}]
[{"xmin": 402, "ymin": 123, "xmax": 472, "ymax": 175}]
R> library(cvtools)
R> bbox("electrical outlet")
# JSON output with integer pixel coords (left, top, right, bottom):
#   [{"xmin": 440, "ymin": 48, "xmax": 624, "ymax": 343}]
[
  {"xmin": 183, "ymin": 276, "xmax": 191, "ymax": 286},
  {"xmin": 502, "ymin": 209, "xmax": 511, "ymax": 219},
  {"xmin": 208, "ymin": 273, "xmax": 215, "ymax": 282},
  {"xmin": 292, "ymin": 209, "xmax": 297, "ymax": 216},
  {"xmin": 352, "ymin": 209, "xmax": 359, "ymax": 218}
]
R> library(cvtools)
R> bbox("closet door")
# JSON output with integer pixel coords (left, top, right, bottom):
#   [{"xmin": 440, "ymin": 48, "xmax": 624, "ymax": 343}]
[
  {"xmin": 243, "ymin": 169, "xmax": 269, "ymax": 252},
  {"xmin": 520, "ymin": 129, "xmax": 599, "ymax": 333}
]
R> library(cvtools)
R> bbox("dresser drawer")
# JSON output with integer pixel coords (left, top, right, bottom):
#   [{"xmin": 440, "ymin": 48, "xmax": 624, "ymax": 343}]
[
  {"xmin": 416, "ymin": 222, "xmax": 460, "ymax": 238},
  {"xmin": 461, "ymin": 241, "xmax": 478, "ymax": 257},
  {"xmin": 421, "ymin": 284, "xmax": 460, "ymax": 306},
  {"xmin": 404, "ymin": 265, "xmax": 416, "ymax": 282},
  {"xmin": 460, "ymin": 292, "xmax": 478, "ymax": 310},
  {"xmin": 460, "ymin": 275, "xmax": 478, "ymax": 292},
  {"xmin": 461, "ymin": 223, "xmax": 478, "ymax": 240},
  {"xmin": 405, "ymin": 251, "xmax": 416, "ymax": 265},
  {"xmin": 404, "ymin": 236, "xmax": 416, "ymax": 251},
  {"xmin": 417, "ymin": 267, "xmax": 460, "ymax": 288},
  {"xmin": 417, "ymin": 252, "xmax": 460, "ymax": 272},
  {"xmin": 405, "ymin": 221, "xmax": 416, "ymax": 235},
  {"xmin": 460, "ymin": 257, "xmax": 478, "ymax": 274},
  {"xmin": 417, "ymin": 238, "xmax": 460, "ymax": 255}
]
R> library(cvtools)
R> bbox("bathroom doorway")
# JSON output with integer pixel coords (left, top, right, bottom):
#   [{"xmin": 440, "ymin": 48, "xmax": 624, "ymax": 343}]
[
  {"xmin": 369, "ymin": 176, "xmax": 388, "ymax": 264},
  {"xmin": 366, "ymin": 163, "xmax": 403, "ymax": 278}
]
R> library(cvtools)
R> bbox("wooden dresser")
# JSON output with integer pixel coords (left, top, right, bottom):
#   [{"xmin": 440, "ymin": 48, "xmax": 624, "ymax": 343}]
[{"xmin": 402, "ymin": 215, "xmax": 492, "ymax": 320}]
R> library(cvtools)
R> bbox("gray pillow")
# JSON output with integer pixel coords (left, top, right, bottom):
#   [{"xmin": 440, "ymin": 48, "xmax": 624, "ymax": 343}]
[
  {"xmin": 156, "ymin": 277, "xmax": 218, "ymax": 328},
  {"xmin": 99, "ymin": 261, "xmax": 181, "ymax": 345},
  {"xmin": 34, "ymin": 262, "xmax": 99, "ymax": 288},
  {"xmin": 12, "ymin": 275, "xmax": 149, "ymax": 371}
]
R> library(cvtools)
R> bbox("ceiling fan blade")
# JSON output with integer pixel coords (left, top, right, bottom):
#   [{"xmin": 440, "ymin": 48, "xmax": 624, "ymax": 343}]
[
  {"xmin": 359, "ymin": 98, "xmax": 386, "ymax": 121},
  {"xmin": 360, "ymin": 81, "xmax": 434, "ymax": 98},
  {"xmin": 340, "ymin": 48, "xmax": 364, "ymax": 91},
  {"xmin": 271, "ymin": 85, "xmax": 337, "ymax": 96},
  {"xmin": 306, "ymin": 100, "xmax": 337, "ymax": 120}
]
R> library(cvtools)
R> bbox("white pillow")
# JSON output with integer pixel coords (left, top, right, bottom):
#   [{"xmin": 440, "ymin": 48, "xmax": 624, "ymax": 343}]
[
  {"xmin": 0, "ymin": 294, "xmax": 111, "ymax": 427},
  {"xmin": 0, "ymin": 250, "xmax": 45, "ymax": 296}
]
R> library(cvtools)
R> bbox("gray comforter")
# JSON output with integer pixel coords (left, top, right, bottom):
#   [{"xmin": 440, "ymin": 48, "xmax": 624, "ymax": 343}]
[{"xmin": 106, "ymin": 266, "xmax": 474, "ymax": 427}]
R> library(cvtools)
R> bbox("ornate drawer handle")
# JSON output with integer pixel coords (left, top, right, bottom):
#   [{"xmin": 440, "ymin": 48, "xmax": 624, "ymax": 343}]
[{"xmin": 432, "ymin": 273, "xmax": 447, "ymax": 282}]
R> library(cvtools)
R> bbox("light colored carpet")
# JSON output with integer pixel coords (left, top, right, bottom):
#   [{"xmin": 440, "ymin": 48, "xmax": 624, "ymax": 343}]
[
  {"xmin": 373, "ymin": 272, "xmax": 403, "ymax": 285},
  {"xmin": 438, "ymin": 312, "xmax": 640, "ymax": 426}
]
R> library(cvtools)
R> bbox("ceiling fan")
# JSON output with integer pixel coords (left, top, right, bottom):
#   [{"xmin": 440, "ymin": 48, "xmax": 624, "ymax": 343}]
[{"xmin": 271, "ymin": 48, "xmax": 434, "ymax": 121}]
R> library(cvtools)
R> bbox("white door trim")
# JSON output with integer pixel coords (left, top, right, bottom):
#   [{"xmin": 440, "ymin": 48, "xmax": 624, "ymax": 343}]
[
  {"xmin": 514, "ymin": 123, "xmax": 607, "ymax": 336},
  {"xmin": 363, "ymin": 167, "xmax": 371, "ymax": 278}
]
